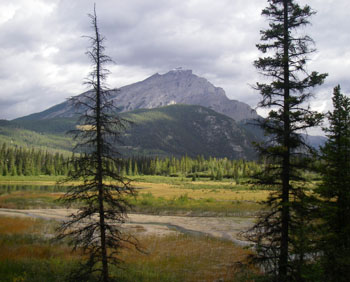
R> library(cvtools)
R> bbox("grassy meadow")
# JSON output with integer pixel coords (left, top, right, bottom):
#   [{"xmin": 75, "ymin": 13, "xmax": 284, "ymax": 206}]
[
  {"xmin": 0, "ymin": 175, "xmax": 268, "ymax": 215},
  {"xmin": 0, "ymin": 216, "xmax": 262, "ymax": 282},
  {"xmin": 0, "ymin": 175, "xmax": 268, "ymax": 281}
]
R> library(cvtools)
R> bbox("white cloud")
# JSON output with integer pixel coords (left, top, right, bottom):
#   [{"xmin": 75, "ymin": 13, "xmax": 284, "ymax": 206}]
[{"xmin": 0, "ymin": 4, "xmax": 17, "ymax": 25}]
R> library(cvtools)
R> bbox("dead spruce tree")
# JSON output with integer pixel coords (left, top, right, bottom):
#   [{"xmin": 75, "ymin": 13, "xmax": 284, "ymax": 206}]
[
  {"xmin": 57, "ymin": 7, "xmax": 136, "ymax": 282},
  {"xmin": 245, "ymin": 1, "xmax": 327, "ymax": 281}
]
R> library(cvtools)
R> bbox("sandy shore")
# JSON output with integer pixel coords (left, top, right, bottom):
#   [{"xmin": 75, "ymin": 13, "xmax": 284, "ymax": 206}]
[{"xmin": 0, "ymin": 208, "xmax": 254, "ymax": 246}]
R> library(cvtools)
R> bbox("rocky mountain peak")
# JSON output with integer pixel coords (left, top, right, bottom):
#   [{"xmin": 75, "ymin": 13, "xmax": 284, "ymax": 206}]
[
  {"xmin": 168, "ymin": 67, "xmax": 192, "ymax": 74},
  {"xmin": 17, "ymin": 69, "xmax": 258, "ymax": 122},
  {"xmin": 111, "ymin": 69, "xmax": 256, "ymax": 121}
]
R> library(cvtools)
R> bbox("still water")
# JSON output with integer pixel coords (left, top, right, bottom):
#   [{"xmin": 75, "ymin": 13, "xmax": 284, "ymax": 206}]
[{"xmin": 0, "ymin": 184, "xmax": 68, "ymax": 193}]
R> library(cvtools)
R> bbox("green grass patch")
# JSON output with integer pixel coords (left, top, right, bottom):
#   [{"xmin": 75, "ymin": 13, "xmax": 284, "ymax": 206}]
[
  {"xmin": 0, "ymin": 185, "xmax": 68, "ymax": 209},
  {"xmin": 177, "ymin": 183, "xmax": 254, "ymax": 191},
  {"xmin": 130, "ymin": 192, "xmax": 261, "ymax": 216},
  {"xmin": 0, "ymin": 175, "xmax": 64, "ymax": 184},
  {"xmin": 130, "ymin": 175, "xmax": 247, "ymax": 185},
  {"xmin": 131, "ymin": 175, "xmax": 191, "ymax": 185},
  {"xmin": 0, "ymin": 258, "xmax": 81, "ymax": 282},
  {"xmin": 0, "ymin": 182, "xmax": 264, "ymax": 214}
]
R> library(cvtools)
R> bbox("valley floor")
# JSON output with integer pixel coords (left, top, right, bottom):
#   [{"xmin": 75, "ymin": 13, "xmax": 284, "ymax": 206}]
[
  {"xmin": 0, "ymin": 176, "xmax": 265, "ymax": 281},
  {"xmin": 0, "ymin": 208, "xmax": 254, "ymax": 247}
]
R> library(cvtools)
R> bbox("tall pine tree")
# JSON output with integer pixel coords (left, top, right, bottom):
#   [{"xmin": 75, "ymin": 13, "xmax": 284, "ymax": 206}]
[
  {"xmin": 246, "ymin": 1, "xmax": 327, "ymax": 281},
  {"xmin": 316, "ymin": 85, "xmax": 350, "ymax": 282},
  {"xmin": 57, "ymin": 6, "xmax": 136, "ymax": 282}
]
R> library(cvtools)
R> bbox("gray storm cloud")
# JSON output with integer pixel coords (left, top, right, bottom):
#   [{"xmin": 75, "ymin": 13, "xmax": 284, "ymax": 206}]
[{"xmin": 0, "ymin": 0, "xmax": 349, "ymax": 121}]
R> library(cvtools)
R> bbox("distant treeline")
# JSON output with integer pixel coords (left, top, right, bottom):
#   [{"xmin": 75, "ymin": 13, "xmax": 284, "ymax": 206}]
[
  {"xmin": 0, "ymin": 143, "xmax": 261, "ymax": 180},
  {"xmin": 0, "ymin": 143, "xmax": 68, "ymax": 176},
  {"xmin": 121, "ymin": 155, "xmax": 262, "ymax": 181}
]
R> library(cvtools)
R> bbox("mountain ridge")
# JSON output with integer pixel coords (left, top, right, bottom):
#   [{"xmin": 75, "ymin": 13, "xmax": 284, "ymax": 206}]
[
  {"xmin": 16, "ymin": 69, "xmax": 258, "ymax": 122},
  {"xmin": 8, "ymin": 69, "xmax": 325, "ymax": 158},
  {"xmin": 120, "ymin": 104, "xmax": 257, "ymax": 159},
  {"xmin": 4, "ymin": 104, "xmax": 258, "ymax": 159}
]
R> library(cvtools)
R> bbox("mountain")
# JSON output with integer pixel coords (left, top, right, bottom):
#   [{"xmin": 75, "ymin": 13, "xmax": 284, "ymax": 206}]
[
  {"xmin": 8, "ymin": 69, "xmax": 325, "ymax": 158},
  {"xmin": 303, "ymin": 134, "xmax": 327, "ymax": 150},
  {"xmin": 120, "ymin": 104, "xmax": 257, "ymax": 159},
  {"xmin": 238, "ymin": 119, "xmax": 327, "ymax": 151},
  {"xmin": 16, "ymin": 69, "xmax": 258, "ymax": 122},
  {"xmin": 3, "ymin": 104, "xmax": 326, "ymax": 159},
  {"xmin": 0, "ymin": 119, "xmax": 73, "ymax": 155},
  {"xmin": 6, "ymin": 105, "xmax": 258, "ymax": 159}
]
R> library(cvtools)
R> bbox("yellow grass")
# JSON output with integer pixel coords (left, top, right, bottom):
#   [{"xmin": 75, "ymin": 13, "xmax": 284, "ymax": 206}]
[
  {"xmin": 187, "ymin": 180, "xmax": 243, "ymax": 186},
  {"xmin": 0, "ymin": 191, "xmax": 62, "ymax": 209},
  {"xmin": 0, "ymin": 192, "xmax": 61, "ymax": 200},
  {"xmin": 121, "ymin": 234, "xmax": 256, "ymax": 282},
  {"xmin": 0, "ymin": 180, "xmax": 59, "ymax": 186},
  {"xmin": 0, "ymin": 216, "xmax": 40, "ymax": 234},
  {"xmin": 0, "ymin": 216, "xmax": 257, "ymax": 281},
  {"xmin": 0, "ymin": 216, "xmax": 79, "ymax": 261},
  {"xmin": 0, "ymin": 179, "xmax": 269, "ymax": 204},
  {"xmin": 133, "ymin": 181, "xmax": 270, "ymax": 202},
  {"xmin": 0, "ymin": 244, "xmax": 78, "ymax": 261}
]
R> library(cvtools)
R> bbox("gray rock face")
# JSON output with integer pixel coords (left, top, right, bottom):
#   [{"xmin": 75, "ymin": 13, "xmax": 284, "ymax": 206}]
[
  {"xmin": 111, "ymin": 69, "xmax": 258, "ymax": 121},
  {"xmin": 18, "ymin": 69, "xmax": 258, "ymax": 121}
]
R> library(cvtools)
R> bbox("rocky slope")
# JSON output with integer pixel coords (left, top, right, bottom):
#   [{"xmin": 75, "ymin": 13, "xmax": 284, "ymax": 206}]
[{"xmin": 17, "ymin": 69, "xmax": 258, "ymax": 122}]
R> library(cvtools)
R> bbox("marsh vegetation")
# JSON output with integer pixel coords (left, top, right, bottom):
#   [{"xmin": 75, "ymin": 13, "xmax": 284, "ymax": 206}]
[{"xmin": 0, "ymin": 176, "xmax": 267, "ymax": 281}]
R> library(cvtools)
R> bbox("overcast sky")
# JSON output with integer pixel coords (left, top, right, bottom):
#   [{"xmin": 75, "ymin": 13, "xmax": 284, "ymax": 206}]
[{"xmin": 1, "ymin": 0, "xmax": 349, "ymax": 129}]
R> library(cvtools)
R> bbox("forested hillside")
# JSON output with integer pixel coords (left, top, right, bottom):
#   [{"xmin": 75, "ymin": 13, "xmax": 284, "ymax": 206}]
[
  {"xmin": 1, "ymin": 105, "xmax": 259, "ymax": 159},
  {"xmin": 0, "ymin": 120, "xmax": 73, "ymax": 154},
  {"xmin": 120, "ymin": 104, "xmax": 257, "ymax": 159}
]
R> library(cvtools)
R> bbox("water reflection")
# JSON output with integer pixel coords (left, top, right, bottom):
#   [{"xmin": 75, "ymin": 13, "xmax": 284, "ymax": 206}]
[{"xmin": 0, "ymin": 184, "xmax": 69, "ymax": 194}]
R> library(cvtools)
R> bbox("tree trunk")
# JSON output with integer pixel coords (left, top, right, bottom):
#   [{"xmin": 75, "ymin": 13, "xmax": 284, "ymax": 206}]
[
  {"xmin": 279, "ymin": 0, "xmax": 290, "ymax": 280},
  {"xmin": 95, "ymin": 17, "xmax": 109, "ymax": 282}
]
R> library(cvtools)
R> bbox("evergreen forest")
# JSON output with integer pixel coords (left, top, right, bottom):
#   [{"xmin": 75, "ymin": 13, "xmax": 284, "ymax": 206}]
[{"xmin": 0, "ymin": 142, "xmax": 262, "ymax": 181}]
